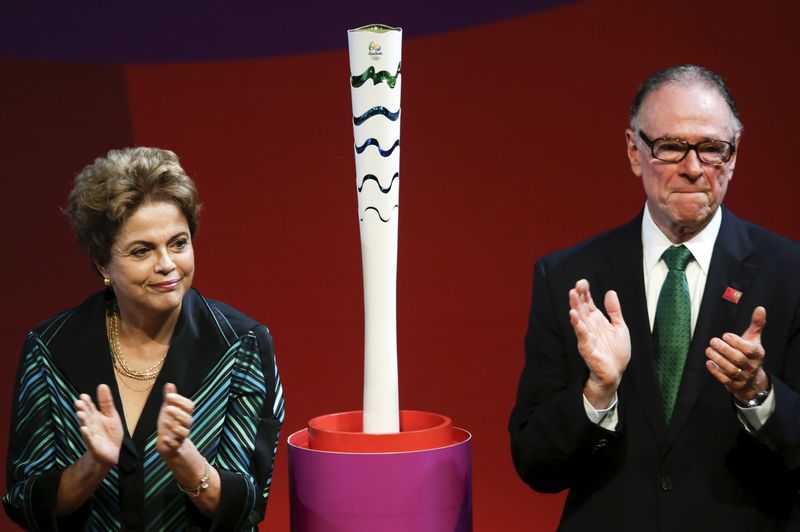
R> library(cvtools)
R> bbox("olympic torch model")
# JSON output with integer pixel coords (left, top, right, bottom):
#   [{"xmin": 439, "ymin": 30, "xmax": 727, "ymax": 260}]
[
  {"xmin": 349, "ymin": 24, "xmax": 402, "ymax": 434},
  {"xmin": 287, "ymin": 25, "xmax": 472, "ymax": 531}
]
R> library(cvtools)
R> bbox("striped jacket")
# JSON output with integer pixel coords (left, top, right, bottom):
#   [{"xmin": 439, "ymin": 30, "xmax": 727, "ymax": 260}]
[{"xmin": 3, "ymin": 288, "xmax": 284, "ymax": 531}]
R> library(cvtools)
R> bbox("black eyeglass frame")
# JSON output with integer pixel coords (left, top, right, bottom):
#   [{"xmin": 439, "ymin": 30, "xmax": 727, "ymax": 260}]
[{"xmin": 637, "ymin": 130, "xmax": 736, "ymax": 164}]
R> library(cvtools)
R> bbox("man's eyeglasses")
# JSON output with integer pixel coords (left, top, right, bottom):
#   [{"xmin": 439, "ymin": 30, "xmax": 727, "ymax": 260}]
[{"xmin": 638, "ymin": 131, "xmax": 736, "ymax": 164}]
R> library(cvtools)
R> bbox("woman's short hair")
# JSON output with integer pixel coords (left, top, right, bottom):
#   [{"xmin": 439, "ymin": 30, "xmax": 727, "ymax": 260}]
[{"xmin": 65, "ymin": 147, "xmax": 201, "ymax": 267}]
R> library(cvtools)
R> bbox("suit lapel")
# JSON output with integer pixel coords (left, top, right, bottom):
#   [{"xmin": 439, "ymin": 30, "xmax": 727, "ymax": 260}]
[
  {"xmin": 130, "ymin": 289, "xmax": 232, "ymax": 447},
  {"xmin": 604, "ymin": 214, "xmax": 670, "ymax": 440},
  {"xmin": 666, "ymin": 209, "xmax": 757, "ymax": 442}
]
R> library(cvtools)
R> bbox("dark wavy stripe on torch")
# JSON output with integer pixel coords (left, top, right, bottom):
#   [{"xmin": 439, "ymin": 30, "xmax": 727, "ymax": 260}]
[
  {"xmin": 359, "ymin": 205, "xmax": 399, "ymax": 223},
  {"xmin": 351, "ymin": 63, "xmax": 402, "ymax": 88},
  {"xmin": 357, "ymin": 172, "xmax": 399, "ymax": 193},
  {"xmin": 354, "ymin": 138, "xmax": 400, "ymax": 157},
  {"xmin": 353, "ymin": 106, "xmax": 400, "ymax": 126}
]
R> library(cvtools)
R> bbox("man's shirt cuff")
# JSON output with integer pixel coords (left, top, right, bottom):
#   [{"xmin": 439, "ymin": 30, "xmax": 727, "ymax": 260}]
[
  {"xmin": 736, "ymin": 385, "xmax": 775, "ymax": 432},
  {"xmin": 584, "ymin": 393, "xmax": 619, "ymax": 431}
]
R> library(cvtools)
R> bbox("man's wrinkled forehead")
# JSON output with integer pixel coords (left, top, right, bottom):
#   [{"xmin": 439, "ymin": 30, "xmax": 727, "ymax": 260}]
[{"xmin": 635, "ymin": 82, "xmax": 738, "ymax": 138}]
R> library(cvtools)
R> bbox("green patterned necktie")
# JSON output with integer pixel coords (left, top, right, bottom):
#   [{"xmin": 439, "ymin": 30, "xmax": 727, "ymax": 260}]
[{"xmin": 654, "ymin": 245, "xmax": 693, "ymax": 424}]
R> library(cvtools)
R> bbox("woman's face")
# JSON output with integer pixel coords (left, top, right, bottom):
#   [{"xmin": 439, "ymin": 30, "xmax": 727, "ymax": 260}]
[{"xmin": 98, "ymin": 201, "xmax": 195, "ymax": 320}]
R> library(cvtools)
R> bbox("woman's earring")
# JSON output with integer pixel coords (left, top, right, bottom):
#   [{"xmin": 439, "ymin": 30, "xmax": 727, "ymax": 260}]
[{"xmin": 104, "ymin": 278, "xmax": 112, "ymax": 287}]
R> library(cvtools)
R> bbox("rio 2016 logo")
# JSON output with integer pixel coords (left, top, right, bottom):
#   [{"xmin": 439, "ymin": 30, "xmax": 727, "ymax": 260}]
[{"xmin": 368, "ymin": 41, "xmax": 382, "ymax": 61}]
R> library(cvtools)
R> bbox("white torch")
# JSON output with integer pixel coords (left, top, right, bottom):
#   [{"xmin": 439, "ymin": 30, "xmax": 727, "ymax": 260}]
[{"xmin": 348, "ymin": 24, "xmax": 402, "ymax": 433}]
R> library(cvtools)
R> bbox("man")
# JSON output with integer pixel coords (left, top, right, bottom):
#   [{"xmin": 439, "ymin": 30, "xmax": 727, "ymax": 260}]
[{"xmin": 509, "ymin": 65, "xmax": 800, "ymax": 531}]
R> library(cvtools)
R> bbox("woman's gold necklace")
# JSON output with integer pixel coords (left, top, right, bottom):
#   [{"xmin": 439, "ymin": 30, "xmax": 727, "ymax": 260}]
[
  {"xmin": 106, "ymin": 303, "xmax": 166, "ymax": 392},
  {"xmin": 117, "ymin": 372, "xmax": 155, "ymax": 392}
]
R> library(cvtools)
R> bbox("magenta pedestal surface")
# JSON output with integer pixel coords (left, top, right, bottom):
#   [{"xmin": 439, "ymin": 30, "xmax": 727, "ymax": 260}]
[{"xmin": 288, "ymin": 428, "xmax": 473, "ymax": 532}]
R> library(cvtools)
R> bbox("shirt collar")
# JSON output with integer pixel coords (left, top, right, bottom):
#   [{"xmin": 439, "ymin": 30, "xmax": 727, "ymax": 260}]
[{"xmin": 642, "ymin": 203, "xmax": 722, "ymax": 275}]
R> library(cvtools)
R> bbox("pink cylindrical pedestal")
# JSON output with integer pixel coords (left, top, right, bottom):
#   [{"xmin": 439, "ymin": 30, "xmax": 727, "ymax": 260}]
[{"xmin": 288, "ymin": 410, "xmax": 472, "ymax": 532}]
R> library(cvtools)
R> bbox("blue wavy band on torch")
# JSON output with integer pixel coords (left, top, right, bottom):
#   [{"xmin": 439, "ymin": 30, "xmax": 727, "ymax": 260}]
[
  {"xmin": 353, "ymin": 107, "xmax": 400, "ymax": 126},
  {"xmin": 360, "ymin": 205, "xmax": 399, "ymax": 223},
  {"xmin": 351, "ymin": 63, "xmax": 401, "ymax": 88},
  {"xmin": 355, "ymin": 138, "xmax": 400, "ymax": 157},
  {"xmin": 358, "ymin": 172, "xmax": 399, "ymax": 193}
]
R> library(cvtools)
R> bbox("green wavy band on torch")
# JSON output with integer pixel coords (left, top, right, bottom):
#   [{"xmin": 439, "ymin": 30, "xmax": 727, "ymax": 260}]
[{"xmin": 351, "ymin": 63, "xmax": 402, "ymax": 88}]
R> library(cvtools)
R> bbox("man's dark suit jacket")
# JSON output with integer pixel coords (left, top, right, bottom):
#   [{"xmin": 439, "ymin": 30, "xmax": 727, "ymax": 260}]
[{"xmin": 509, "ymin": 208, "xmax": 800, "ymax": 532}]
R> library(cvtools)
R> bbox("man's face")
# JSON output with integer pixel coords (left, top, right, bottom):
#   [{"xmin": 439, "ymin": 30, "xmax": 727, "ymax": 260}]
[{"xmin": 625, "ymin": 83, "xmax": 739, "ymax": 243}]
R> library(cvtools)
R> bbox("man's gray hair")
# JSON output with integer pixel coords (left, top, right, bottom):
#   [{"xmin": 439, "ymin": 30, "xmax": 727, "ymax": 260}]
[{"xmin": 630, "ymin": 64, "xmax": 742, "ymax": 136}]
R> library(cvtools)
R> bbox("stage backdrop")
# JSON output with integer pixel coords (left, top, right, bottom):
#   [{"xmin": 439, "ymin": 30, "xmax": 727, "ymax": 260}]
[{"xmin": 2, "ymin": 1, "xmax": 798, "ymax": 530}]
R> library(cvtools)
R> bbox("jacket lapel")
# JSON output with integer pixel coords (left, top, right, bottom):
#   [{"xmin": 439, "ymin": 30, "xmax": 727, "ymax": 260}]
[
  {"xmin": 666, "ymin": 209, "xmax": 757, "ymax": 442},
  {"xmin": 604, "ymin": 213, "xmax": 670, "ymax": 440},
  {"xmin": 53, "ymin": 289, "xmax": 118, "ymax": 401},
  {"xmin": 130, "ymin": 289, "xmax": 232, "ymax": 447}
]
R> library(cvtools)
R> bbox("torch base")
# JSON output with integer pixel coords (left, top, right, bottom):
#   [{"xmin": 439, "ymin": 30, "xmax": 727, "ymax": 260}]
[
  {"xmin": 288, "ymin": 413, "xmax": 472, "ymax": 532},
  {"xmin": 307, "ymin": 409, "xmax": 453, "ymax": 453}
]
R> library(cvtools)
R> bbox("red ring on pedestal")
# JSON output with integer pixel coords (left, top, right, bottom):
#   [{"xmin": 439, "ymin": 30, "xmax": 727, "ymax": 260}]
[{"xmin": 307, "ymin": 410, "xmax": 453, "ymax": 452}]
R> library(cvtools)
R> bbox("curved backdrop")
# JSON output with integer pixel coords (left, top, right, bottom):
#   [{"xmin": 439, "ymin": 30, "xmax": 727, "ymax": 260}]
[{"xmin": 2, "ymin": 1, "xmax": 798, "ymax": 530}]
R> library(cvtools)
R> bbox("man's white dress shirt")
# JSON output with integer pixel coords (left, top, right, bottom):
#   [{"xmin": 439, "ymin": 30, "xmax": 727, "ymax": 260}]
[{"xmin": 583, "ymin": 205, "xmax": 773, "ymax": 431}]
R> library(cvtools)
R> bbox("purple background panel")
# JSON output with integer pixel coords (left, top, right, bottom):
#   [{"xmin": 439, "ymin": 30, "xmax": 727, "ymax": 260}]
[
  {"xmin": 288, "ymin": 428, "xmax": 472, "ymax": 532},
  {"xmin": 0, "ymin": 0, "xmax": 577, "ymax": 62}
]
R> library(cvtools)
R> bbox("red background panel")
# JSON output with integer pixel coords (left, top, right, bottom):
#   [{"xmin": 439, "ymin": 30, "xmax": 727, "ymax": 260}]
[{"xmin": 2, "ymin": 1, "xmax": 799, "ymax": 530}]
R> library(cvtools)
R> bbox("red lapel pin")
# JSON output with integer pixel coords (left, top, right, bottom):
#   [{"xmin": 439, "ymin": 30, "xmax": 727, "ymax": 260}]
[{"xmin": 722, "ymin": 287, "xmax": 743, "ymax": 303}]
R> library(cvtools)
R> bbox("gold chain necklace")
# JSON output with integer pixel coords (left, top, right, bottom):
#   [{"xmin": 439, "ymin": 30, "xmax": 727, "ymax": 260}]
[
  {"xmin": 116, "ymin": 371, "xmax": 156, "ymax": 392},
  {"xmin": 106, "ymin": 303, "xmax": 167, "ymax": 382}
]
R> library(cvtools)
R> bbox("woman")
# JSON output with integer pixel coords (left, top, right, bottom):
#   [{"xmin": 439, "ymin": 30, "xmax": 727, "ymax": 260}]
[{"xmin": 3, "ymin": 147, "xmax": 284, "ymax": 531}]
